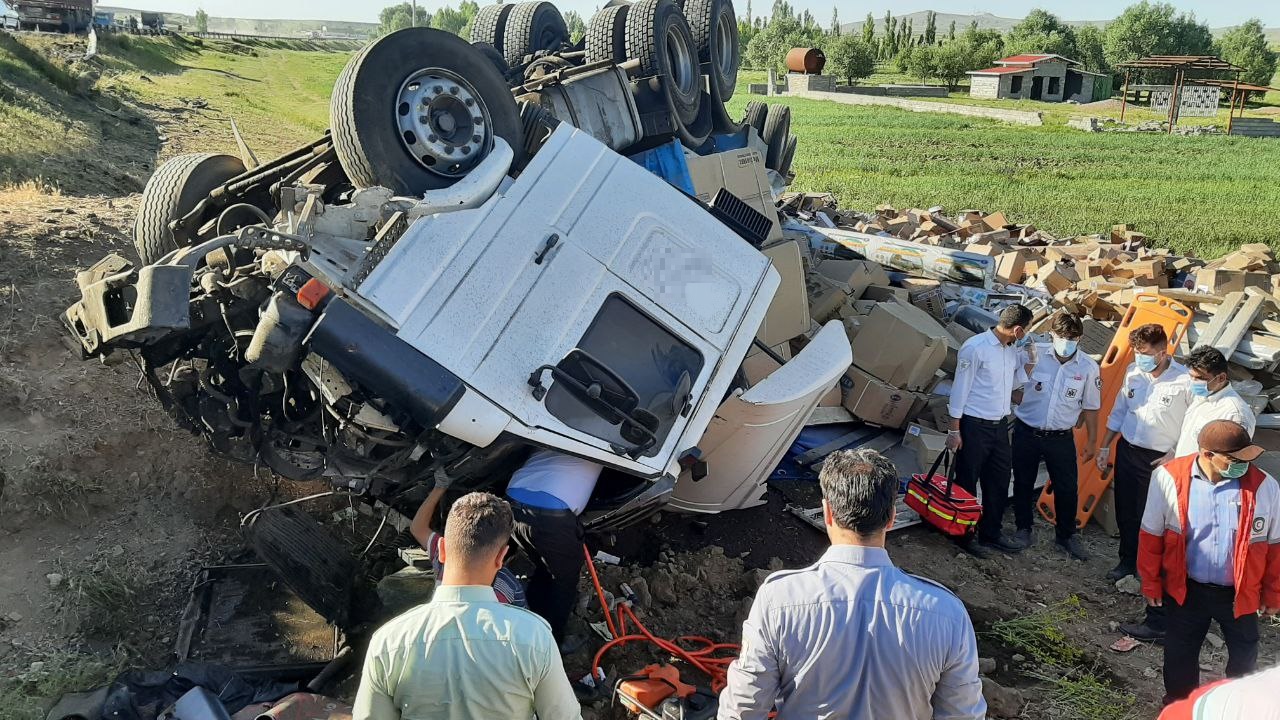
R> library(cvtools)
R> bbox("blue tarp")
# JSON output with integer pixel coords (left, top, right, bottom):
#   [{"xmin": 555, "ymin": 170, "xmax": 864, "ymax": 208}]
[{"xmin": 628, "ymin": 140, "xmax": 694, "ymax": 196}]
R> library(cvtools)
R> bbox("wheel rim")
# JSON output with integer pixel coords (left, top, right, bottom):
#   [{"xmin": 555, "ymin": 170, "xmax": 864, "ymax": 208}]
[
  {"xmin": 396, "ymin": 68, "xmax": 493, "ymax": 178},
  {"xmin": 665, "ymin": 24, "xmax": 697, "ymax": 97},
  {"xmin": 714, "ymin": 14, "xmax": 734, "ymax": 79}
]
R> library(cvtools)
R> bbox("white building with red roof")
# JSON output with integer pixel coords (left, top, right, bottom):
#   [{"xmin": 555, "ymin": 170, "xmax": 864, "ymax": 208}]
[{"xmin": 967, "ymin": 53, "xmax": 1106, "ymax": 102}]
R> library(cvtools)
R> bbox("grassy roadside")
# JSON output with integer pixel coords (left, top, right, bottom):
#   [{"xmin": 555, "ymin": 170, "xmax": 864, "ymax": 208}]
[{"xmin": 731, "ymin": 71, "xmax": 1280, "ymax": 257}]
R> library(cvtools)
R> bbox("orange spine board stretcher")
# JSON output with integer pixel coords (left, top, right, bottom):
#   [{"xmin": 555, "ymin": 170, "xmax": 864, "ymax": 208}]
[{"xmin": 1037, "ymin": 294, "xmax": 1192, "ymax": 529}]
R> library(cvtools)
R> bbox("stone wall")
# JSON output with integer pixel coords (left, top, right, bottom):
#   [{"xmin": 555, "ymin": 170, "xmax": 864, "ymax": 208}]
[
  {"xmin": 786, "ymin": 73, "xmax": 835, "ymax": 93},
  {"xmin": 969, "ymin": 75, "xmax": 1000, "ymax": 99}
]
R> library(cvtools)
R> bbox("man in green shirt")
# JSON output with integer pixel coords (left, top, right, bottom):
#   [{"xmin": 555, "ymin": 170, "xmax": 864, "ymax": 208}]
[{"xmin": 354, "ymin": 492, "xmax": 582, "ymax": 720}]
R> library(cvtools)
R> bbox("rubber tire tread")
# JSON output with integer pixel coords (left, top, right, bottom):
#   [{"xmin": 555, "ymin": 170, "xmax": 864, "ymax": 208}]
[
  {"xmin": 502, "ymin": 1, "xmax": 568, "ymax": 66},
  {"xmin": 743, "ymin": 100, "xmax": 767, "ymax": 135},
  {"xmin": 134, "ymin": 153, "xmax": 245, "ymax": 265},
  {"xmin": 330, "ymin": 28, "xmax": 523, "ymax": 195},
  {"xmin": 469, "ymin": 3, "xmax": 512, "ymax": 49},
  {"xmin": 778, "ymin": 134, "xmax": 797, "ymax": 177},
  {"xmin": 683, "ymin": 0, "xmax": 738, "ymax": 98},
  {"xmin": 762, "ymin": 103, "xmax": 791, "ymax": 170},
  {"xmin": 586, "ymin": 4, "xmax": 630, "ymax": 63},
  {"xmin": 626, "ymin": 0, "xmax": 700, "ymax": 124},
  {"xmin": 247, "ymin": 505, "xmax": 355, "ymax": 627}
]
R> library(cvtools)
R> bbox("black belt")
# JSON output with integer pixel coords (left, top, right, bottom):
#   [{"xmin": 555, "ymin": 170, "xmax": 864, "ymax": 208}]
[
  {"xmin": 1188, "ymin": 579, "xmax": 1234, "ymax": 592},
  {"xmin": 509, "ymin": 499, "xmax": 578, "ymax": 517},
  {"xmin": 964, "ymin": 415, "xmax": 1009, "ymax": 427},
  {"xmin": 1016, "ymin": 419, "xmax": 1072, "ymax": 437},
  {"xmin": 1118, "ymin": 437, "xmax": 1162, "ymax": 455}
]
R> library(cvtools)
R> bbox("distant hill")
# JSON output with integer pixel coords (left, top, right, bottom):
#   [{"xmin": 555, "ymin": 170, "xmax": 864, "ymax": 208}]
[
  {"xmin": 96, "ymin": 5, "xmax": 377, "ymax": 37},
  {"xmin": 836, "ymin": 10, "xmax": 1276, "ymax": 44}
]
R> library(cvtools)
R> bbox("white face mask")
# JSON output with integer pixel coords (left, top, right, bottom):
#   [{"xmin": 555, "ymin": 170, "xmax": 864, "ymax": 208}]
[{"xmin": 1052, "ymin": 335, "xmax": 1078, "ymax": 357}]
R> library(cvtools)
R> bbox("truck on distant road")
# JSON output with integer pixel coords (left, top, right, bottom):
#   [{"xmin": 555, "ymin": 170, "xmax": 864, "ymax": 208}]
[{"xmin": 10, "ymin": 0, "xmax": 92, "ymax": 32}]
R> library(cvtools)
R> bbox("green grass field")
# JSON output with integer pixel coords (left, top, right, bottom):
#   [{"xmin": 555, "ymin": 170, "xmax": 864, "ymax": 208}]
[
  {"xmin": 731, "ymin": 71, "xmax": 1280, "ymax": 257},
  {"xmin": 3, "ymin": 35, "xmax": 1279, "ymax": 256}
]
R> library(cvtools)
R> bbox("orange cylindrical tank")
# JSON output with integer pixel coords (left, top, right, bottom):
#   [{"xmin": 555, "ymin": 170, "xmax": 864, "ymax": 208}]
[{"xmin": 785, "ymin": 47, "xmax": 826, "ymax": 74}]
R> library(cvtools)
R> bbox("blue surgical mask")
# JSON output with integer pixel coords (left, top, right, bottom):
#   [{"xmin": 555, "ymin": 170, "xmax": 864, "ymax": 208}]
[
  {"xmin": 1053, "ymin": 336, "xmax": 1078, "ymax": 357},
  {"xmin": 1190, "ymin": 380, "xmax": 1211, "ymax": 397},
  {"xmin": 1135, "ymin": 353, "xmax": 1158, "ymax": 373},
  {"xmin": 1221, "ymin": 460, "xmax": 1249, "ymax": 479},
  {"xmin": 1014, "ymin": 331, "xmax": 1031, "ymax": 348}
]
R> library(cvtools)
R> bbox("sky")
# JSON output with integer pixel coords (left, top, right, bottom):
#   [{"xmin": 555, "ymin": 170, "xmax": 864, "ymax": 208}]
[{"xmin": 3, "ymin": 1, "xmax": 1275, "ymax": 28}]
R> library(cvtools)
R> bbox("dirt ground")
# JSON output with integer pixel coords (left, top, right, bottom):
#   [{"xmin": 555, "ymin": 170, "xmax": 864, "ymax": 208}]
[{"xmin": 1, "ymin": 43, "xmax": 1277, "ymax": 720}]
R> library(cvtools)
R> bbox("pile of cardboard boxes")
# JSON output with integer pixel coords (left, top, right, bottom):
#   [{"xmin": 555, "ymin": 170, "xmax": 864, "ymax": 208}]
[{"xmin": 755, "ymin": 197, "xmax": 1280, "ymax": 456}]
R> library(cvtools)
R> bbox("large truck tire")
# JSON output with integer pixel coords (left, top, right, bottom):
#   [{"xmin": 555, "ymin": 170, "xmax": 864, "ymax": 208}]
[
  {"xmin": 246, "ymin": 506, "xmax": 355, "ymax": 627},
  {"xmin": 501, "ymin": 1, "xmax": 569, "ymax": 66},
  {"xmin": 778, "ymin": 135, "xmax": 797, "ymax": 177},
  {"xmin": 762, "ymin": 103, "xmax": 791, "ymax": 170},
  {"xmin": 586, "ymin": 4, "xmax": 630, "ymax": 63},
  {"xmin": 683, "ymin": 0, "xmax": 738, "ymax": 99},
  {"xmin": 470, "ymin": 3, "xmax": 513, "ymax": 50},
  {"xmin": 134, "ymin": 153, "xmax": 246, "ymax": 265},
  {"xmin": 625, "ymin": 0, "xmax": 701, "ymax": 125},
  {"xmin": 743, "ymin": 100, "xmax": 767, "ymax": 136},
  {"xmin": 330, "ymin": 28, "xmax": 523, "ymax": 196}
]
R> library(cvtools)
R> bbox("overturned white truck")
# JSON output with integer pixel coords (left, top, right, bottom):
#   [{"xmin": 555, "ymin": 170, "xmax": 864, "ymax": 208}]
[{"xmin": 62, "ymin": 25, "xmax": 847, "ymax": 617}]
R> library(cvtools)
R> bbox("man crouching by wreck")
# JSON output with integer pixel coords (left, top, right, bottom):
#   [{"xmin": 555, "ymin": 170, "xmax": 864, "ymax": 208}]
[{"xmin": 355, "ymin": 492, "xmax": 582, "ymax": 720}]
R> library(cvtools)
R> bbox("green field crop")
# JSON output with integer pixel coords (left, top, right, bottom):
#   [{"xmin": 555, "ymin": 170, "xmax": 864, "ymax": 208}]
[{"xmin": 730, "ymin": 74, "xmax": 1280, "ymax": 257}]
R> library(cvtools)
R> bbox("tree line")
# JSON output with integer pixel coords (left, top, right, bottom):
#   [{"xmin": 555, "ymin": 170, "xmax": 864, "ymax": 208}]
[{"xmin": 740, "ymin": 2, "xmax": 1277, "ymax": 94}]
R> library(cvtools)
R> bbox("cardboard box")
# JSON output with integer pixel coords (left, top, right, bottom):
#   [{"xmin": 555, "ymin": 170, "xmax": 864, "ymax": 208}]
[
  {"xmin": 805, "ymin": 274, "xmax": 848, "ymax": 324},
  {"xmin": 758, "ymin": 240, "xmax": 811, "ymax": 346},
  {"xmin": 853, "ymin": 302, "xmax": 950, "ymax": 391},
  {"xmin": 816, "ymin": 259, "xmax": 890, "ymax": 300},
  {"xmin": 995, "ymin": 250, "xmax": 1037, "ymax": 285},
  {"xmin": 840, "ymin": 365, "xmax": 917, "ymax": 429},
  {"xmin": 742, "ymin": 342, "xmax": 791, "ymax": 385},
  {"xmin": 904, "ymin": 422, "xmax": 948, "ymax": 470},
  {"xmin": 964, "ymin": 243, "xmax": 1006, "ymax": 257},
  {"xmin": 901, "ymin": 278, "xmax": 946, "ymax": 318},
  {"xmin": 685, "ymin": 148, "xmax": 783, "ymax": 243},
  {"xmin": 862, "ymin": 285, "xmax": 909, "ymax": 303},
  {"xmin": 1031, "ymin": 263, "xmax": 1079, "ymax": 295},
  {"xmin": 1197, "ymin": 269, "xmax": 1269, "ymax": 296}
]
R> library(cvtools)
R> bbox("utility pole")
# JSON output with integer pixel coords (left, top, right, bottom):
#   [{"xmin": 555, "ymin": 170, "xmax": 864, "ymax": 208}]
[{"xmin": 412, "ymin": 0, "xmax": 417, "ymax": 26}]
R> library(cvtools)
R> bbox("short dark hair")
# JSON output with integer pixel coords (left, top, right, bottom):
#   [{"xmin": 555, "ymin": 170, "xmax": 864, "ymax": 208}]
[
  {"xmin": 1129, "ymin": 323, "xmax": 1167, "ymax": 350},
  {"xmin": 443, "ymin": 492, "xmax": 513, "ymax": 563},
  {"xmin": 819, "ymin": 449, "xmax": 898, "ymax": 535},
  {"xmin": 997, "ymin": 304, "xmax": 1032, "ymax": 330},
  {"xmin": 1050, "ymin": 312, "xmax": 1084, "ymax": 339},
  {"xmin": 1187, "ymin": 346, "xmax": 1228, "ymax": 377}
]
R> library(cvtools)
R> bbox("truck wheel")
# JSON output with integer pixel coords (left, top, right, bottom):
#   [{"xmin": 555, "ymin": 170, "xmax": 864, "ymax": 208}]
[
  {"xmin": 683, "ymin": 0, "xmax": 738, "ymax": 99},
  {"xmin": 778, "ymin": 134, "xmax": 797, "ymax": 177},
  {"xmin": 762, "ymin": 103, "xmax": 790, "ymax": 170},
  {"xmin": 472, "ymin": 41, "xmax": 511, "ymax": 78},
  {"xmin": 470, "ymin": 3, "xmax": 513, "ymax": 50},
  {"xmin": 626, "ymin": 0, "xmax": 701, "ymax": 125},
  {"xmin": 134, "ymin": 153, "xmax": 245, "ymax": 265},
  {"xmin": 586, "ymin": 4, "xmax": 630, "ymax": 63},
  {"xmin": 675, "ymin": 89, "xmax": 713, "ymax": 149},
  {"xmin": 330, "ymin": 28, "xmax": 523, "ymax": 196},
  {"xmin": 743, "ymin": 100, "xmax": 767, "ymax": 136},
  {"xmin": 501, "ymin": 1, "xmax": 568, "ymax": 66}
]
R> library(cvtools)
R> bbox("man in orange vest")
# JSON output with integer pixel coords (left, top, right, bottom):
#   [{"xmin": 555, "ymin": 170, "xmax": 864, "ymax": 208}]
[{"xmin": 1138, "ymin": 419, "xmax": 1280, "ymax": 705}]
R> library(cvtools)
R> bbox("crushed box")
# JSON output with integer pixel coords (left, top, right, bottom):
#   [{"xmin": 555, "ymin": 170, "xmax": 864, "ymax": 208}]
[
  {"xmin": 853, "ymin": 302, "xmax": 950, "ymax": 391},
  {"xmin": 840, "ymin": 365, "xmax": 919, "ymax": 429}
]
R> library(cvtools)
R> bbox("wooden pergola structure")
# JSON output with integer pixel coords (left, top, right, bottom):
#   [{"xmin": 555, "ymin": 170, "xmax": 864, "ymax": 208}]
[
  {"xmin": 1115, "ymin": 55, "xmax": 1246, "ymax": 134},
  {"xmin": 1193, "ymin": 79, "xmax": 1280, "ymax": 133}
]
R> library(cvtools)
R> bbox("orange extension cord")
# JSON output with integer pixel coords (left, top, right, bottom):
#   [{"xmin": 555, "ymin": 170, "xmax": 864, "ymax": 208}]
[{"xmin": 583, "ymin": 545, "xmax": 740, "ymax": 693}]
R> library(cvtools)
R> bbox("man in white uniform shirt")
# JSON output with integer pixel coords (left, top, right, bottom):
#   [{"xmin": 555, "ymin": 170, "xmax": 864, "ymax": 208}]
[
  {"xmin": 1172, "ymin": 347, "xmax": 1255, "ymax": 459},
  {"xmin": 1097, "ymin": 323, "xmax": 1193, "ymax": 640},
  {"xmin": 1010, "ymin": 312, "xmax": 1101, "ymax": 561},
  {"xmin": 947, "ymin": 304, "xmax": 1032, "ymax": 558}
]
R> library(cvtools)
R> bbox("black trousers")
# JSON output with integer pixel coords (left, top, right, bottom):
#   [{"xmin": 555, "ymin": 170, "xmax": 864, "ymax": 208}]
[
  {"xmin": 1114, "ymin": 437, "xmax": 1165, "ymax": 571},
  {"xmin": 510, "ymin": 502, "xmax": 584, "ymax": 644},
  {"xmin": 955, "ymin": 415, "xmax": 1012, "ymax": 543},
  {"xmin": 1011, "ymin": 420, "xmax": 1078, "ymax": 541},
  {"xmin": 1163, "ymin": 581, "xmax": 1259, "ymax": 705}
]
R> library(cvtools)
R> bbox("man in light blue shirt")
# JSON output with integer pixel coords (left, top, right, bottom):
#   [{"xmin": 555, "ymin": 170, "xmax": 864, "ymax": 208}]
[
  {"xmin": 718, "ymin": 449, "xmax": 986, "ymax": 720},
  {"xmin": 355, "ymin": 492, "xmax": 581, "ymax": 720}
]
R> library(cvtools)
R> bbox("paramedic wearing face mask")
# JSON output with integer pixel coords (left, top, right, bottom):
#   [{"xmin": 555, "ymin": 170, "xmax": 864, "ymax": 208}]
[
  {"xmin": 1010, "ymin": 312, "xmax": 1101, "ymax": 561},
  {"xmin": 1137, "ymin": 420, "xmax": 1280, "ymax": 706},
  {"xmin": 1171, "ymin": 347, "xmax": 1256, "ymax": 460},
  {"xmin": 1097, "ymin": 323, "xmax": 1194, "ymax": 640}
]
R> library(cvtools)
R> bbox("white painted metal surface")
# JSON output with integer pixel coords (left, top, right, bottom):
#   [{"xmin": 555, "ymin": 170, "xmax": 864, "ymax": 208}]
[
  {"xmin": 669, "ymin": 320, "xmax": 852, "ymax": 512},
  {"xmin": 358, "ymin": 126, "xmax": 778, "ymax": 477}
]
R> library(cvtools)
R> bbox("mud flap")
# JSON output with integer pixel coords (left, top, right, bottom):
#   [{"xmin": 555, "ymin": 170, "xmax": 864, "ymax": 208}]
[{"xmin": 245, "ymin": 506, "xmax": 355, "ymax": 627}]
